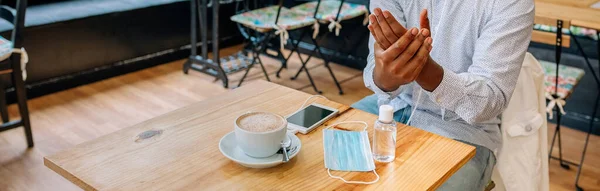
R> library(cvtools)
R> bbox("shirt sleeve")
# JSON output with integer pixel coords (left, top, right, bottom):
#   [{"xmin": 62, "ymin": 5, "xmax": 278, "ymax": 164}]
[
  {"xmin": 363, "ymin": 1, "xmax": 408, "ymax": 105},
  {"xmin": 425, "ymin": 0, "xmax": 535, "ymax": 124}
]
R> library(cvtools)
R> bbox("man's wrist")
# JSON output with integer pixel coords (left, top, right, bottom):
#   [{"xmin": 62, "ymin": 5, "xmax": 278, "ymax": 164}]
[
  {"xmin": 375, "ymin": 80, "xmax": 401, "ymax": 92},
  {"xmin": 373, "ymin": 68, "xmax": 401, "ymax": 92},
  {"xmin": 416, "ymin": 57, "xmax": 443, "ymax": 92}
]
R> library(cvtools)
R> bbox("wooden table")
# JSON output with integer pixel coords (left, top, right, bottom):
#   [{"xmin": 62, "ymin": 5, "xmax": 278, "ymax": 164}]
[
  {"xmin": 535, "ymin": 0, "xmax": 600, "ymax": 30},
  {"xmin": 44, "ymin": 80, "xmax": 475, "ymax": 190},
  {"xmin": 538, "ymin": 0, "xmax": 599, "ymax": 9}
]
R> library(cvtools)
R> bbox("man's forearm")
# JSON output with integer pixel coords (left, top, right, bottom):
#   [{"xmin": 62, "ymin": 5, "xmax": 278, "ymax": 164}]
[{"xmin": 416, "ymin": 57, "xmax": 443, "ymax": 92}]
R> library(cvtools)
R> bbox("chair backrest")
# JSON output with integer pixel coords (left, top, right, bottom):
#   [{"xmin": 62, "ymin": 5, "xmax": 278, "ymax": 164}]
[
  {"xmin": 0, "ymin": 0, "xmax": 26, "ymax": 48},
  {"xmin": 313, "ymin": 0, "xmax": 322, "ymax": 19},
  {"xmin": 532, "ymin": 15, "xmax": 571, "ymax": 48},
  {"xmin": 493, "ymin": 52, "xmax": 549, "ymax": 191},
  {"xmin": 273, "ymin": 0, "xmax": 283, "ymax": 25},
  {"xmin": 274, "ymin": 0, "xmax": 322, "ymax": 25},
  {"xmin": 310, "ymin": 0, "xmax": 347, "ymax": 21},
  {"xmin": 333, "ymin": 0, "xmax": 345, "ymax": 21}
]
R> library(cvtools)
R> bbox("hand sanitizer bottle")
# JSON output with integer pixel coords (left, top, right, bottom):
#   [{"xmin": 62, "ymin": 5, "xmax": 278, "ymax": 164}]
[{"xmin": 373, "ymin": 105, "xmax": 397, "ymax": 163}]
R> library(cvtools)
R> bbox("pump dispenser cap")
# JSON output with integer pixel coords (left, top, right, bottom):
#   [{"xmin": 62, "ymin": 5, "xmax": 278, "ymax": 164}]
[{"xmin": 378, "ymin": 105, "xmax": 394, "ymax": 123}]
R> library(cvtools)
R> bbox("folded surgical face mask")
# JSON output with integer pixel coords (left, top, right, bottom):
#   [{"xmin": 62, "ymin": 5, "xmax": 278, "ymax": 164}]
[{"xmin": 323, "ymin": 121, "xmax": 379, "ymax": 184}]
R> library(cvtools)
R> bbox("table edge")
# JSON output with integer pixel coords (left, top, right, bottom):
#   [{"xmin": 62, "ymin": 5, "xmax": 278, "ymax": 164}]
[
  {"xmin": 335, "ymin": 108, "xmax": 478, "ymax": 190},
  {"xmin": 44, "ymin": 157, "xmax": 96, "ymax": 191},
  {"xmin": 428, "ymin": 144, "xmax": 476, "ymax": 190}
]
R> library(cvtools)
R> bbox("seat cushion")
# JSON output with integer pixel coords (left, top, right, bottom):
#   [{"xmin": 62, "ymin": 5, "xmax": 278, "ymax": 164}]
[
  {"xmin": 534, "ymin": 24, "xmax": 598, "ymax": 41},
  {"xmin": 230, "ymin": 5, "xmax": 316, "ymax": 32},
  {"xmin": 0, "ymin": 35, "xmax": 11, "ymax": 57},
  {"xmin": 540, "ymin": 60, "xmax": 585, "ymax": 98},
  {"xmin": 291, "ymin": 1, "xmax": 368, "ymax": 22}
]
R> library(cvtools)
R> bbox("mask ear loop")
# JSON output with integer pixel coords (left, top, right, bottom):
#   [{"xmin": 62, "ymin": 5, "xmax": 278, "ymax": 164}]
[
  {"xmin": 327, "ymin": 168, "xmax": 380, "ymax": 184},
  {"xmin": 298, "ymin": 95, "xmax": 327, "ymax": 111},
  {"xmin": 288, "ymin": 95, "xmax": 329, "ymax": 134},
  {"xmin": 324, "ymin": 121, "xmax": 368, "ymax": 131}
]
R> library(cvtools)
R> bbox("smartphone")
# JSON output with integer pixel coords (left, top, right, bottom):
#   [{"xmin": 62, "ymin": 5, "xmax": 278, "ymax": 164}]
[{"xmin": 286, "ymin": 103, "xmax": 339, "ymax": 134}]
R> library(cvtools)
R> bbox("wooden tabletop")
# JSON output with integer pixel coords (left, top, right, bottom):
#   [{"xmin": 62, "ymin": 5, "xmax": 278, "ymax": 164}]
[
  {"xmin": 44, "ymin": 80, "xmax": 475, "ymax": 190},
  {"xmin": 535, "ymin": 0, "xmax": 600, "ymax": 30},
  {"xmin": 537, "ymin": 0, "xmax": 599, "ymax": 8}
]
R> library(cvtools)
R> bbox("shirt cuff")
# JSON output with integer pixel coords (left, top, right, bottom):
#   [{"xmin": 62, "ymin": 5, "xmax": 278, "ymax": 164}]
[
  {"xmin": 425, "ymin": 68, "xmax": 465, "ymax": 111},
  {"xmin": 366, "ymin": 69, "xmax": 404, "ymax": 98},
  {"xmin": 372, "ymin": 82, "xmax": 404, "ymax": 99}
]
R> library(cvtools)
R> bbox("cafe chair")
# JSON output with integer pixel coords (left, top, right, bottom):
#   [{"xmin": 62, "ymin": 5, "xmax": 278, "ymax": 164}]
[
  {"xmin": 0, "ymin": 0, "xmax": 33, "ymax": 148},
  {"xmin": 286, "ymin": 0, "xmax": 370, "ymax": 95},
  {"xmin": 291, "ymin": 0, "xmax": 368, "ymax": 37},
  {"xmin": 533, "ymin": 16, "xmax": 596, "ymax": 191},
  {"xmin": 492, "ymin": 53, "xmax": 549, "ymax": 190},
  {"xmin": 230, "ymin": 1, "xmax": 317, "ymax": 87}
]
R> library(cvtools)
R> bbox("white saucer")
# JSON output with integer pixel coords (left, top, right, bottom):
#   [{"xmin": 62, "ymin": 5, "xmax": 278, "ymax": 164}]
[{"xmin": 219, "ymin": 131, "xmax": 301, "ymax": 168}]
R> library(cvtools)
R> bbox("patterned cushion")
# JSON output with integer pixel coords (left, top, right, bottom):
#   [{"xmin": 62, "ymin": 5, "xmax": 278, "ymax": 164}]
[
  {"xmin": 540, "ymin": 60, "xmax": 585, "ymax": 98},
  {"xmin": 534, "ymin": 24, "xmax": 598, "ymax": 40},
  {"xmin": 0, "ymin": 36, "xmax": 12, "ymax": 62},
  {"xmin": 291, "ymin": 1, "xmax": 368, "ymax": 22},
  {"xmin": 230, "ymin": 5, "xmax": 316, "ymax": 32}
]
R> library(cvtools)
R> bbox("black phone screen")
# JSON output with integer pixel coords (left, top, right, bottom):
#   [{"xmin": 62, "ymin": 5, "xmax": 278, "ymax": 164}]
[{"xmin": 287, "ymin": 105, "xmax": 335, "ymax": 128}]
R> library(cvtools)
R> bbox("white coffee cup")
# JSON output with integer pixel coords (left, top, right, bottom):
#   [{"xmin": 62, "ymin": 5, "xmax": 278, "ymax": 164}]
[{"xmin": 234, "ymin": 112, "xmax": 287, "ymax": 158}]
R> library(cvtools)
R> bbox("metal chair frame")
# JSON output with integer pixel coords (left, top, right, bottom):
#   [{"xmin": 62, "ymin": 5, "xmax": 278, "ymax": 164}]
[
  {"xmin": 279, "ymin": 0, "xmax": 347, "ymax": 95},
  {"xmin": 185, "ymin": 0, "xmax": 271, "ymax": 89},
  {"xmin": 541, "ymin": 18, "xmax": 600, "ymax": 191},
  {"xmin": 0, "ymin": 0, "xmax": 33, "ymax": 148},
  {"xmin": 233, "ymin": 0, "xmax": 288, "ymax": 87}
]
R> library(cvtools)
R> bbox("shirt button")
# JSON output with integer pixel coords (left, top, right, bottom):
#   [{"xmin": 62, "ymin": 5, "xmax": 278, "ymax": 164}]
[
  {"xmin": 525, "ymin": 125, "xmax": 532, "ymax": 132},
  {"xmin": 436, "ymin": 98, "xmax": 441, "ymax": 103}
]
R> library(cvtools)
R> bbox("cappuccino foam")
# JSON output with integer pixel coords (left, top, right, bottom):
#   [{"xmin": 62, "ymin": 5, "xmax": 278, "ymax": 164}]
[{"xmin": 238, "ymin": 113, "xmax": 285, "ymax": 132}]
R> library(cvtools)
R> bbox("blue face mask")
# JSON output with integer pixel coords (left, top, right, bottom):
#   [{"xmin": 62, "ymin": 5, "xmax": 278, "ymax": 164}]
[{"xmin": 323, "ymin": 121, "xmax": 379, "ymax": 184}]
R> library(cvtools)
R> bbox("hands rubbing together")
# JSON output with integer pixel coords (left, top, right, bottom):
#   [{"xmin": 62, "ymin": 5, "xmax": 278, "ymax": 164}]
[{"xmin": 368, "ymin": 8, "xmax": 443, "ymax": 92}]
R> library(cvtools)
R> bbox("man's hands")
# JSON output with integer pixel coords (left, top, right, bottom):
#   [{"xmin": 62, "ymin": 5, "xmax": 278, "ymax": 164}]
[
  {"xmin": 367, "ymin": 8, "xmax": 442, "ymax": 92},
  {"xmin": 372, "ymin": 28, "xmax": 432, "ymax": 91},
  {"xmin": 369, "ymin": 8, "xmax": 430, "ymax": 49},
  {"xmin": 368, "ymin": 8, "xmax": 408, "ymax": 49}
]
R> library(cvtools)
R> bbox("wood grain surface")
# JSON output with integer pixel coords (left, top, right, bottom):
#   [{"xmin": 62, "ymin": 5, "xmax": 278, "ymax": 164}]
[
  {"xmin": 535, "ymin": 1, "xmax": 600, "ymax": 30},
  {"xmin": 535, "ymin": 15, "xmax": 572, "ymax": 28},
  {"xmin": 44, "ymin": 80, "xmax": 475, "ymax": 191},
  {"xmin": 532, "ymin": 30, "xmax": 572, "ymax": 48},
  {"xmin": 537, "ymin": 0, "xmax": 600, "ymax": 8}
]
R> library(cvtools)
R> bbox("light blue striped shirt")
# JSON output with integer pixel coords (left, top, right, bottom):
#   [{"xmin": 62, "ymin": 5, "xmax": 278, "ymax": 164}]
[{"xmin": 364, "ymin": 0, "xmax": 534, "ymax": 152}]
